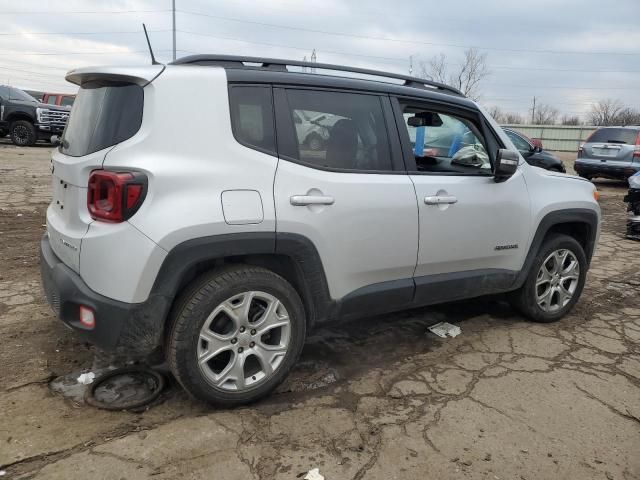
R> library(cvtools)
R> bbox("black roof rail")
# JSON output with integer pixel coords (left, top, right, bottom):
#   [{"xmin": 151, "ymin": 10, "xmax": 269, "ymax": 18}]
[{"xmin": 170, "ymin": 54, "xmax": 463, "ymax": 96}]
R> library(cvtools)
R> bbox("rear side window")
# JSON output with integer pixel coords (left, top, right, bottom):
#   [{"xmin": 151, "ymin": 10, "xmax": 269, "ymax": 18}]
[
  {"xmin": 282, "ymin": 89, "xmax": 392, "ymax": 172},
  {"xmin": 61, "ymin": 82, "xmax": 143, "ymax": 157},
  {"xmin": 588, "ymin": 128, "xmax": 639, "ymax": 145},
  {"xmin": 229, "ymin": 86, "xmax": 276, "ymax": 155}
]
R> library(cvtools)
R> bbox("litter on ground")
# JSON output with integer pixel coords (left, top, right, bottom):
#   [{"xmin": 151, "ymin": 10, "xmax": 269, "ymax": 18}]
[
  {"xmin": 76, "ymin": 372, "xmax": 96, "ymax": 385},
  {"xmin": 428, "ymin": 322, "xmax": 462, "ymax": 338},
  {"xmin": 304, "ymin": 467, "xmax": 325, "ymax": 480}
]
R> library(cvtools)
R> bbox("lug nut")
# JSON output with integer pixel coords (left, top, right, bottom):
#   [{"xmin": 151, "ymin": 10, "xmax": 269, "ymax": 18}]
[
  {"xmin": 249, "ymin": 341, "xmax": 255, "ymax": 348},
  {"xmin": 250, "ymin": 329, "xmax": 256, "ymax": 335},
  {"xmin": 239, "ymin": 326, "xmax": 245, "ymax": 333},
  {"xmin": 231, "ymin": 338, "xmax": 237, "ymax": 344},
  {"xmin": 238, "ymin": 347, "xmax": 244, "ymax": 353}
]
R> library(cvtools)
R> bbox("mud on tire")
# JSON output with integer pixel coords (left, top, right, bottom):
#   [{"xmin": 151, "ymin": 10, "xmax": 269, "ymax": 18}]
[
  {"xmin": 167, "ymin": 265, "xmax": 307, "ymax": 406},
  {"xmin": 508, "ymin": 233, "xmax": 587, "ymax": 323}
]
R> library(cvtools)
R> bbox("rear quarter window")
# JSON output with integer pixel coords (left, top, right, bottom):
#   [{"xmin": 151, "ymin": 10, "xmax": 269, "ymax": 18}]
[
  {"xmin": 228, "ymin": 86, "xmax": 276, "ymax": 155},
  {"xmin": 61, "ymin": 82, "xmax": 143, "ymax": 157}
]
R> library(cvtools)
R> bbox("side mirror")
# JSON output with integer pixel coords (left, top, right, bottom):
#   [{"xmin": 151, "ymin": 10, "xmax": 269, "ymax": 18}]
[
  {"xmin": 494, "ymin": 148, "xmax": 519, "ymax": 181},
  {"xmin": 50, "ymin": 135, "xmax": 61, "ymax": 146},
  {"xmin": 534, "ymin": 145, "xmax": 543, "ymax": 153}
]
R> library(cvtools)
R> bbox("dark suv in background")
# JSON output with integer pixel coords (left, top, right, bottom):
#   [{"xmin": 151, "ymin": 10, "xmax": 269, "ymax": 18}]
[
  {"xmin": 575, "ymin": 126, "xmax": 640, "ymax": 180},
  {"xmin": 0, "ymin": 85, "xmax": 71, "ymax": 146}
]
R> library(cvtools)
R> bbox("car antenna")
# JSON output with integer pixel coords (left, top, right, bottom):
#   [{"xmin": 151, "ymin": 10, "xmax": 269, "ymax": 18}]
[{"xmin": 142, "ymin": 24, "xmax": 161, "ymax": 65}]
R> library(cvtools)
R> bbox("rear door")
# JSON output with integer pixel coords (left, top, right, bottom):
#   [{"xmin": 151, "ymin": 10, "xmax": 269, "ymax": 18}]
[
  {"xmin": 273, "ymin": 87, "xmax": 419, "ymax": 308},
  {"xmin": 583, "ymin": 128, "xmax": 638, "ymax": 163}
]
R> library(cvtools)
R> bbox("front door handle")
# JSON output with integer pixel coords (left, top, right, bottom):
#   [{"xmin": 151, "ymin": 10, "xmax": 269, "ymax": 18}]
[
  {"xmin": 424, "ymin": 195, "xmax": 458, "ymax": 205},
  {"xmin": 290, "ymin": 195, "xmax": 335, "ymax": 206}
]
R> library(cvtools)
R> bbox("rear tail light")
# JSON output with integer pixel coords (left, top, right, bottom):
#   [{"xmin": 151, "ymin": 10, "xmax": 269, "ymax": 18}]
[
  {"xmin": 578, "ymin": 143, "xmax": 584, "ymax": 158},
  {"xmin": 87, "ymin": 170, "xmax": 147, "ymax": 222}
]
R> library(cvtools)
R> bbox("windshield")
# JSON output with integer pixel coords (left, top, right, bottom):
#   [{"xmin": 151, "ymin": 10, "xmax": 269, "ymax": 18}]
[
  {"xmin": 9, "ymin": 88, "xmax": 37, "ymax": 102},
  {"xmin": 61, "ymin": 82, "xmax": 143, "ymax": 157}
]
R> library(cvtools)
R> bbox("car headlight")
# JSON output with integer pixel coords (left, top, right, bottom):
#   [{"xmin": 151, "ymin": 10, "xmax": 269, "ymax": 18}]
[{"xmin": 36, "ymin": 107, "xmax": 45, "ymax": 123}]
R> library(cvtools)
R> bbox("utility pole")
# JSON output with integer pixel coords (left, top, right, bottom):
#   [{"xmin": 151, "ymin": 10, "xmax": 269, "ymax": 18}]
[
  {"xmin": 310, "ymin": 49, "xmax": 316, "ymax": 74},
  {"xmin": 409, "ymin": 55, "xmax": 413, "ymax": 75},
  {"xmin": 531, "ymin": 96, "xmax": 537, "ymax": 124},
  {"xmin": 172, "ymin": 0, "xmax": 176, "ymax": 61}
]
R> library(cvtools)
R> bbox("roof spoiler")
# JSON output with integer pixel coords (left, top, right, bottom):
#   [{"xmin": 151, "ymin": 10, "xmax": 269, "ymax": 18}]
[{"xmin": 65, "ymin": 65, "xmax": 165, "ymax": 87}]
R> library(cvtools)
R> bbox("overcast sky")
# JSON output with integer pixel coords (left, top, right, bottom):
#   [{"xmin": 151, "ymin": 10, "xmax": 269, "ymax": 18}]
[{"xmin": 1, "ymin": 0, "xmax": 639, "ymax": 120}]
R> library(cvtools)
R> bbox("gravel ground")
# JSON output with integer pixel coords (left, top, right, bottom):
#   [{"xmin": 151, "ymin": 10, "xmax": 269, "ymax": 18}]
[{"xmin": 0, "ymin": 142, "xmax": 638, "ymax": 480}]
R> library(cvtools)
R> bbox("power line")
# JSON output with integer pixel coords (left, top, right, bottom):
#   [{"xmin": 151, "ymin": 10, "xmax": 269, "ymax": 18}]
[
  {"xmin": 0, "ymin": 49, "xmax": 172, "ymax": 56},
  {"xmin": 176, "ymin": 30, "xmax": 640, "ymax": 74},
  {"xmin": 0, "ymin": 29, "xmax": 171, "ymax": 36},
  {"xmin": 176, "ymin": 9, "xmax": 640, "ymax": 56},
  {"xmin": 2, "ymin": 9, "xmax": 170, "ymax": 14}
]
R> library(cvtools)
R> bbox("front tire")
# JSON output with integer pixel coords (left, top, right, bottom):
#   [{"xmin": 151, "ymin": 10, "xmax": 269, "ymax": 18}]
[
  {"xmin": 508, "ymin": 234, "xmax": 587, "ymax": 323},
  {"xmin": 167, "ymin": 265, "xmax": 306, "ymax": 406},
  {"xmin": 10, "ymin": 120, "xmax": 36, "ymax": 147}
]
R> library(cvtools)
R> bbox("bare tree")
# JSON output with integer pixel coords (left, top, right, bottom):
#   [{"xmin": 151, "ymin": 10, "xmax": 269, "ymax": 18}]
[
  {"xmin": 615, "ymin": 107, "xmax": 640, "ymax": 126},
  {"xmin": 588, "ymin": 99, "xmax": 623, "ymax": 126},
  {"xmin": 420, "ymin": 48, "xmax": 490, "ymax": 101},
  {"xmin": 561, "ymin": 115, "xmax": 581, "ymax": 126},
  {"xmin": 533, "ymin": 104, "xmax": 558, "ymax": 125},
  {"xmin": 487, "ymin": 105, "xmax": 503, "ymax": 122},
  {"xmin": 503, "ymin": 112, "xmax": 524, "ymax": 124}
]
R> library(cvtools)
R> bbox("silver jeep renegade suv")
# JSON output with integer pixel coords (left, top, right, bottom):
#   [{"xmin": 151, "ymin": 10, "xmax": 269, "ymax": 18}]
[{"xmin": 40, "ymin": 55, "xmax": 601, "ymax": 405}]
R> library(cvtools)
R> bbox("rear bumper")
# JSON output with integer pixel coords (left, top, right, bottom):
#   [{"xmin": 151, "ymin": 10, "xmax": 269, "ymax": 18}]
[
  {"xmin": 40, "ymin": 234, "xmax": 169, "ymax": 356},
  {"xmin": 575, "ymin": 160, "xmax": 639, "ymax": 179}
]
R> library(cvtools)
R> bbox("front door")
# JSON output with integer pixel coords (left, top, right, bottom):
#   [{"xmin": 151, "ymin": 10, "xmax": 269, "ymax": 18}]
[{"xmin": 393, "ymin": 98, "xmax": 531, "ymax": 304}]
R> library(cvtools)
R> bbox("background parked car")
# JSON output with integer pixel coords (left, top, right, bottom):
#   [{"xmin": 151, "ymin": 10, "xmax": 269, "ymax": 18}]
[
  {"xmin": 42, "ymin": 92, "xmax": 75, "ymax": 107},
  {"xmin": 504, "ymin": 128, "xmax": 566, "ymax": 172},
  {"xmin": 0, "ymin": 85, "xmax": 71, "ymax": 146},
  {"xmin": 575, "ymin": 126, "xmax": 640, "ymax": 181}
]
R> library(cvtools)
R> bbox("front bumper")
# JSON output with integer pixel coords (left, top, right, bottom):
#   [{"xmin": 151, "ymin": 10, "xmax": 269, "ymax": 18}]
[
  {"xmin": 575, "ymin": 160, "xmax": 640, "ymax": 179},
  {"xmin": 40, "ymin": 234, "xmax": 168, "ymax": 356},
  {"xmin": 35, "ymin": 122, "xmax": 65, "ymax": 137}
]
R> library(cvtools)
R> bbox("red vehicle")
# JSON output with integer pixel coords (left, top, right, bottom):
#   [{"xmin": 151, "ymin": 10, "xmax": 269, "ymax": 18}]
[{"xmin": 41, "ymin": 93, "xmax": 75, "ymax": 107}]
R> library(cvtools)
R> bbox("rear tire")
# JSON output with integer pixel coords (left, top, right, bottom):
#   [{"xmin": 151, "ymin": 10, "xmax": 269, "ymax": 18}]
[
  {"xmin": 508, "ymin": 234, "xmax": 587, "ymax": 323},
  {"xmin": 10, "ymin": 120, "xmax": 36, "ymax": 147},
  {"xmin": 167, "ymin": 265, "xmax": 306, "ymax": 406}
]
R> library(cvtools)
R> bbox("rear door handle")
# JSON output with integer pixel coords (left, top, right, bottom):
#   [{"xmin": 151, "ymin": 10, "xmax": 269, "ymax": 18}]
[
  {"xmin": 424, "ymin": 195, "xmax": 458, "ymax": 205},
  {"xmin": 290, "ymin": 195, "xmax": 335, "ymax": 206}
]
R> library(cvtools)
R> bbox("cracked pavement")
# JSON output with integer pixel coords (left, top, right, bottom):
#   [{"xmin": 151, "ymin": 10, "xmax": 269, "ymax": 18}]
[{"xmin": 0, "ymin": 142, "xmax": 638, "ymax": 479}]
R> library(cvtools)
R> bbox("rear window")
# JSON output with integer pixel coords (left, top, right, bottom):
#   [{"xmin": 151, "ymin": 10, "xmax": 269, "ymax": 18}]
[
  {"xmin": 61, "ymin": 82, "xmax": 143, "ymax": 157},
  {"xmin": 588, "ymin": 128, "xmax": 639, "ymax": 145}
]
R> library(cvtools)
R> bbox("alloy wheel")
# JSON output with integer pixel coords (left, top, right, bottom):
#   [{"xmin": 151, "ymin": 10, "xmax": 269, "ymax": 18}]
[
  {"xmin": 536, "ymin": 249, "xmax": 580, "ymax": 312},
  {"xmin": 13, "ymin": 125, "xmax": 30, "ymax": 145},
  {"xmin": 197, "ymin": 291, "xmax": 291, "ymax": 391}
]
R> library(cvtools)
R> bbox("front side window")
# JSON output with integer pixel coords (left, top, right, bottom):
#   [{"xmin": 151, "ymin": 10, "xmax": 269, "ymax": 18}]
[
  {"xmin": 46, "ymin": 96, "xmax": 58, "ymax": 105},
  {"xmin": 229, "ymin": 86, "xmax": 276, "ymax": 155},
  {"xmin": 400, "ymin": 105, "xmax": 491, "ymax": 174},
  {"xmin": 284, "ymin": 89, "xmax": 392, "ymax": 171}
]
